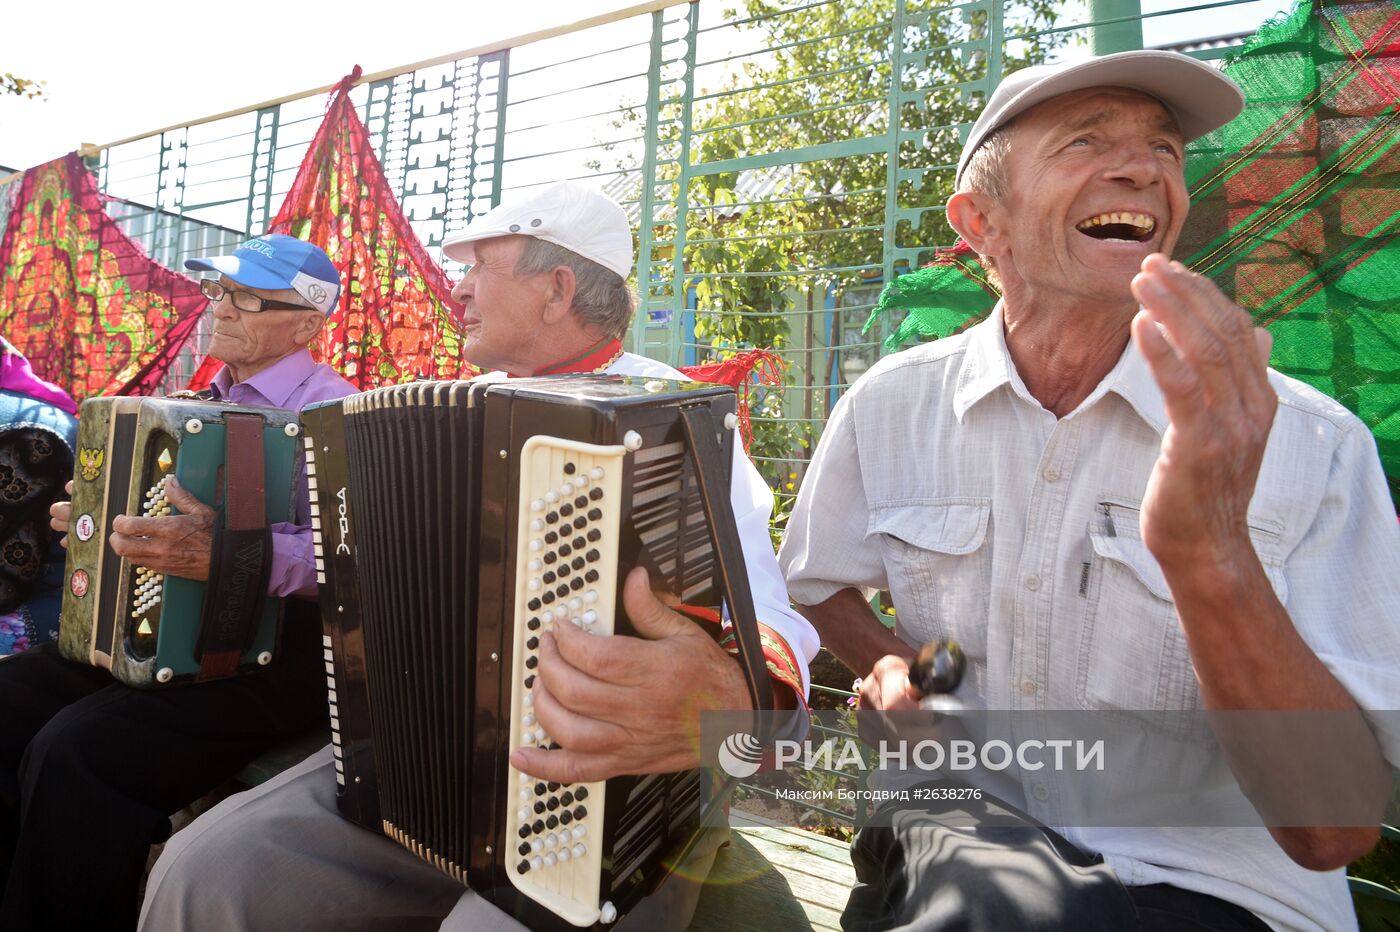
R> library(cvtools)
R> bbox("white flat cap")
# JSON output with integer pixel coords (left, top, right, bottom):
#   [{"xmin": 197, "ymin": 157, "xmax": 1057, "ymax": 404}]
[
  {"xmin": 957, "ymin": 50, "xmax": 1245, "ymax": 186},
  {"xmin": 441, "ymin": 182, "xmax": 633, "ymax": 278}
]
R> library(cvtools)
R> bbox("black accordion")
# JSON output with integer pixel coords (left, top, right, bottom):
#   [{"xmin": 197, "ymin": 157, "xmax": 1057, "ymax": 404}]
[{"xmin": 301, "ymin": 376, "xmax": 773, "ymax": 930}]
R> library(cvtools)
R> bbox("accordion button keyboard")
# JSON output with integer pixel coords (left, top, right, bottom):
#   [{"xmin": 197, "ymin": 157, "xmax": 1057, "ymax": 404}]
[{"xmin": 507, "ymin": 437, "xmax": 626, "ymax": 924}]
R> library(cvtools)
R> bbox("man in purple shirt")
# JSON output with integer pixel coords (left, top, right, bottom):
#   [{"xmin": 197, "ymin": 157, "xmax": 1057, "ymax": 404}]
[{"xmin": 0, "ymin": 235, "xmax": 355, "ymax": 931}]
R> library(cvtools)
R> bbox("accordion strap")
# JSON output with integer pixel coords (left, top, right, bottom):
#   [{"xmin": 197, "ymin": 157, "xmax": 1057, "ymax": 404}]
[
  {"xmin": 678, "ymin": 405, "xmax": 776, "ymax": 742},
  {"xmin": 195, "ymin": 414, "xmax": 272, "ymax": 680}
]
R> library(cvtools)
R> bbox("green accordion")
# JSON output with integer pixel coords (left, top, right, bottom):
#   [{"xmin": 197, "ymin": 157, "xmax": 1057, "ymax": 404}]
[{"xmin": 58, "ymin": 397, "xmax": 300, "ymax": 688}]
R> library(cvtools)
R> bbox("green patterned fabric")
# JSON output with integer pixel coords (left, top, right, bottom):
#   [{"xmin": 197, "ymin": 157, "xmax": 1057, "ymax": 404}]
[{"xmin": 866, "ymin": 0, "xmax": 1400, "ymax": 507}]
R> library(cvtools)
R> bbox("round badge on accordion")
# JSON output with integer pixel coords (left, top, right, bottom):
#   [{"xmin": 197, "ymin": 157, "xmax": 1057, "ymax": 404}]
[
  {"xmin": 70, "ymin": 569, "xmax": 91, "ymax": 598},
  {"xmin": 75, "ymin": 514, "xmax": 96, "ymax": 542}
]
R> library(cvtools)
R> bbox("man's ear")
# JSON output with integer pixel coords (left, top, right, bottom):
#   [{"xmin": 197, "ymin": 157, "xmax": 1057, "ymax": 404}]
[
  {"xmin": 293, "ymin": 311, "xmax": 325, "ymax": 345},
  {"xmin": 540, "ymin": 265, "xmax": 578, "ymax": 326},
  {"xmin": 946, "ymin": 191, "xmax": 1009, "ymax": 261}
]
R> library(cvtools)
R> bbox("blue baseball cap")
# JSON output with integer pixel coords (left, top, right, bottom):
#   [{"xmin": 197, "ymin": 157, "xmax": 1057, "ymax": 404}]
[{"xmin": 185, "ymin": 234, "xmax": 340, "ymax": 314}]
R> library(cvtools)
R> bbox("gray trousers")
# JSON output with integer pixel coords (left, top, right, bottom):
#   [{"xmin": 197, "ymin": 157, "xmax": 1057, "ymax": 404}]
[{"xmin": 139, "ymin": 745, "xmax": 723, "ymax": 931}]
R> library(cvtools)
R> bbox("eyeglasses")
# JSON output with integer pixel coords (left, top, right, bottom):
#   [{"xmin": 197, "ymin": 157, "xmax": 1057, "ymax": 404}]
[{"xmin": 199, "ymin": 279, "xmax": 311, "ymax": 314}]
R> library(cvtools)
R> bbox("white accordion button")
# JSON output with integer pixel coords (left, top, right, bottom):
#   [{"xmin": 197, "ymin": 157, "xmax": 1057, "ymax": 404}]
[
  {"xmin": 544, "ymin": 833, "xmax": 557, "ymax": 849},
  {"xmin": 553, "ymin": 606, "xmax": 568, "ymax": 621},
  {"xmin": 523, "ymin": 713, "xmax": 535, "ymax": 727},
  {"xmin": 583, "ymin": 610, "xmax": 598, "ymax": 626},
  {"xmin": 589, "ymin": 467, "xmax": 604, "ymax": 480},
  {"xmin": 518, "ymin": 807, "xmax": 529, "ymax": 822},
  {"xmin": 544, "ymin": 491, "xmax": 559, "ymax": 504},
  {"xmin": 568, "ymin": 597, "xmax": 582, "ymax": 611},
  {"xmin": 529, "ymin": 539, "xmax": 543, "ymax": 553},
  {"xmin": 584, "ymin": 590, "xmax": 599, "ymax": 604},
  {"xmin": 530, "ymin": 856, "xmax": 542, "ymax": 871},
  {"xmin": 558, "ymin": 846, "xmax": 572, "ymax": 863},
  {"xmin": 527, "ymin": 579, "xmax": 541, "ymax": 593},
  {"xmin": 528, "ymin": 559, "xmax": 542, "ymax": 572},
  {"xmin": 573, "ymin": 843, "xmax": 587, "ymax": 858},
  {"xmin": 530, "ymin": 519, "xmax": 544, "ymax": 532},
  {"xmin": 573, "ymin": 825, "xmax": 587, "ymax": 840},
  {"xmin": 560, "ymin": 483, "xmax": 574, "ymax": 496},
  {"xmin": 574, "ymin": 474, "xmax": 589, "ymax": 489},
  {"xmin": 531, "ymin": 839, "xmax": 543, "ymax": 854},
  {"xmin": 531, "ymin": 499, "xmax": 544, "ymax": 512},
  {"xmin": 544, "ymin": 853, "xmax": 557, "ymax": 868}
]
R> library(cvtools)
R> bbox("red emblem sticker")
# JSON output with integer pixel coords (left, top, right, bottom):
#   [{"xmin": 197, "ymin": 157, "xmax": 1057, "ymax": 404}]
[{"xmin": 70, "ymin": 569, "xmax": 90, "ymax": 599}]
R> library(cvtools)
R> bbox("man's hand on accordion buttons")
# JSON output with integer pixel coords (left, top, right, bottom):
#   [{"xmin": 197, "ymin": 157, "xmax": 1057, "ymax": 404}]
[
  {"xmin": 510, "ymin": 566, "xmax": 752, "ymax": 784},
  {"xmin": 108, "ymin": 478, "xmax": 216, "ymax": 582},
  {"xmin": 49, "ymin": 480, "xmax": 74, "ymax": 548}
]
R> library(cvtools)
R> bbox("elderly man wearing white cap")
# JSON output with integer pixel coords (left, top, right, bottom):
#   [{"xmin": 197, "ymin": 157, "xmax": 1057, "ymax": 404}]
[
  {"xmin": 781, "ymin": 51, "xmax": 1400, "ymax": 930},
  {"xmin": 139, "ymin": 183, "xmax": 818, "ymax": 931}
]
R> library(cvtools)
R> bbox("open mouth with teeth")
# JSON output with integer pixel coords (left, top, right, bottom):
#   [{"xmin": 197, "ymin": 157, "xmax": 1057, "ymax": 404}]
[{"xmin": 1075, "ymin": 211, "xmax": 1156, "ymax": 243}]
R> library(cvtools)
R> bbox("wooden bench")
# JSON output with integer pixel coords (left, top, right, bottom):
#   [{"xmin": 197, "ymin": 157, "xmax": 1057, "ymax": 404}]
[{"xmin": 691, "ymin": 812, "xmax": 855, "ymax": 931}]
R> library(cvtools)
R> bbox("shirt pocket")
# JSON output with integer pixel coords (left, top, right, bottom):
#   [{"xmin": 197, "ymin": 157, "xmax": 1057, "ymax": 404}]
[
  {"xmin": 1074, "ymin": 502, "xmax": 1289, "ymax": 719},
  {"xmin": 868, "ymin": 499, "xmax": 992, "ymax": 691}
]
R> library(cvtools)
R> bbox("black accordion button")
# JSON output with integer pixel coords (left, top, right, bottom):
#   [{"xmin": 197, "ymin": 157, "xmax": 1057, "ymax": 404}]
[
  {"xmin": 528, "ymin": 599, "xmax": 542, "ymax": 611},
  {"xmin": 560, "ymin": 504, "xmax": 573, "ymax": 517},
  {"xmin": 588, "ymin": 508, "xmax": 602, "ymax": 521},
  {"xmin": 571, "ymin": 557, "xmax": 585, "ymax": 571},
  {"xmin": 574, "ymin": 496, "xmax": 588, "ymax": 509},
  {"xmin": 585, "ymin": 550, "xmax": 600, "ymax": 563},
  {"xmin": 590, "ymin": 488, "xmax": 603, "ymax": 501},
  {"xmin": 533, "ymin": 820, "xmax": 545, "ymax": 835},
  {"xmin": 518, "ymin": 860, "xmax": 530, "ymax": 874},
  {"xmin": 518, "ymin": 825, "xmax": 531, "ymax": 839},
  {"xmin": 556, "ymin": 585, "xmax": 570, "ymax": 598},
  {"xmin": 558, "ymin": 564, "xmax": 571, "ymax": 578},
  {"xmin": 574, "ymin": 805, "xmax": 587, "ymax": 820},
  {"xmin": 585, "ymin": 570, "xmax": 599, "ymax": 583},
  {"xmin": 546, "ymin": 815, "xmax": 559, "ymax": 829},
  {"xmin": 527, "ymin": 618, "xmax": 541, "ymax": 631},
  {"xmin": 573, "ymin": 536, "xmax": 586, "ymax": 549},
  {"xmin": 535, "ymin": 782, "xmax": 547, "ymax": 796},
  {"xmin": 546, "ymin": 511, "xmax": 559, "ymax": 524},
  {"xmin": 560, "ymin": 810, "xmax": 573, "ymax": 825},
  {"xmin": 541, "ymin": 593, "xmax": 555, "ymax": 605},
  {"xmin": 534, "ymin": 801, "xmax": 546, "ymax": 814},
  {"xmin": 526, "ymin": 637, "xmax": 539, "ymax": 650},
  {"xmin": 561, "ymin": 791, "xmax": 574, "ymax": 805},
  {"xmin": 573, "ymin": 517, "xmax": 587, "ymax": 530},
  {"xmin": 559, "ymin": 544, "xmax": 572, "ymax": 557},
  {"xmin": 545, "ymin": 531, "xmax": 559, "ymax": 545},
  {"xmin": 564, "ymin": 462, "xmax": 576, "ymax": 475},
  {"xmin": 570, "ymin": 578, "xmax": 584, "ymax": 591},
  {"xmin": 542, "ymin": 572, "xmax": 556, "ymax": 584},
  {"xmin": 546, "ymin": 796, "xmax": 559, "ymax": 811},
  {"xmin": 526, "ymin": 656, "xmax": 538, "ymax": 669},
  {"xmin": 519, "ymin": 842, "xmax": 531, "ymax": 856},
  {"xmin": 544, "ymin": 552, "xmax": 557, "ymax": 565},
  {"xmin": 548, "ymin": 782, "xmax": 561, "ymax": 791},
  {"xmin": 525, "ymin": 675, "xmax": 535, "ymax": 688},
  {"xmin": 575, "ymin": 787, "xmax": 589, "ymax": 801},
  {"xmin": 587, "ymin": 529, "xmax": 601, "ymax": 543}
]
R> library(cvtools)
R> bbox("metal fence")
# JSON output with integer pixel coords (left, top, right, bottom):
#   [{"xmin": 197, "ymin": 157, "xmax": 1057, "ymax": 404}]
[{"xmin": 76, "ymin": 0, "xmax": 1285, "ymax": 487}]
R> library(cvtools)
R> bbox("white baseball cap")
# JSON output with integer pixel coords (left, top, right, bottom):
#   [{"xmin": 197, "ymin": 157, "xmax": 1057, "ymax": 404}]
[
  {"xmin": 441, "ymin": 182, "xmax": 634, "ymax": 278},
  {"xmin": 957, "ymin": 50, "xmax": 1245, "ymax": 187}
]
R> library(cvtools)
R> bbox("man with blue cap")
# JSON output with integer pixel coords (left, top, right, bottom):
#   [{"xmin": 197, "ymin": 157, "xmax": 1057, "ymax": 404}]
[{"xmin": 0, "ymin": 234, "xmax": 355, "ymax": 930}]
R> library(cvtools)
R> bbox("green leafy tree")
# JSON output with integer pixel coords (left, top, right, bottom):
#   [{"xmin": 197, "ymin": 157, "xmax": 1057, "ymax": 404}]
[
  {"xmin": 600, "ymin": 1, "xmax": 1073, "ymax": 485},
  {"xmin": 2, "ymin": 73, "xmax": 46, "ymax": 100}
]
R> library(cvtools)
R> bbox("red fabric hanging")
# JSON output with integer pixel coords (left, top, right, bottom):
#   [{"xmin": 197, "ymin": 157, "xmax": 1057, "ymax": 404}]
[{"xmin": 0, "ymin": 154, "xmax": 207, "ymax": 400}]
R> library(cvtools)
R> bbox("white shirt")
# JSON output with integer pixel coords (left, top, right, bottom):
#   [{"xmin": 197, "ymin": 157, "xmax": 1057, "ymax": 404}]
[
  {"xmin": 479, "ymin": 353, "xmax": 817, "ymax": 697},
  {"xmin": 780, "ymin": 307, "xmax": 1400, "ymax": 931}
]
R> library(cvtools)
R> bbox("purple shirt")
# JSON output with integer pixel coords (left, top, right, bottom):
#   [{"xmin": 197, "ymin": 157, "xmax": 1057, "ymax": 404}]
[{"xmin": 208, "ymin": 349, "xmax": 356, "ymax": 598}]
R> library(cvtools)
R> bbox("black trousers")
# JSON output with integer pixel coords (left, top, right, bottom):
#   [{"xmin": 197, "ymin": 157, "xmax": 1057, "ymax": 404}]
[
  {"xmin": 844, "ymin": 786, "xmax": 1272, "ymax": 932},
  {"xmin": 0, "ymin": 604, "xmax": 327, "ymax": 931}
]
